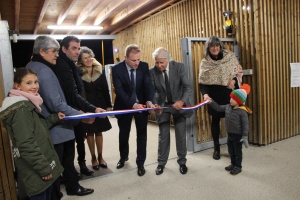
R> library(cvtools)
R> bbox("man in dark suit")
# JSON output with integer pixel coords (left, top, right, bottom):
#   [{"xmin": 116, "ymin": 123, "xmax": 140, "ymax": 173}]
[
  {"xmin": 149, "ymin": 47, "xmax": 192, "ymax": 175},
  {"xmin": 112, "ymin": 44, "xmax": 155, "ymax": 176}
]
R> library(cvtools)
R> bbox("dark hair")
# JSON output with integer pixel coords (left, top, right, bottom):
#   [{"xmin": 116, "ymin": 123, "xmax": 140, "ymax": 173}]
[
  {"xmin": 60, "ymin": 36, "xmax": 80, "ymax": 49},
  {"xmin": 204, "ymin": 36, "xmax": 225, "ymax": 58},
  {"xmin": 14, "ymin": 68, "xmax": 37, "ymax": 84}
]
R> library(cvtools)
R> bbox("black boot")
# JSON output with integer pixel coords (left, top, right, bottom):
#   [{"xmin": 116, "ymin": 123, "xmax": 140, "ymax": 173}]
[
  {"xmin": 213, "ymin": 145, "xmax": 220, "ymax": 160},
  {"xmin": 79, "ymin": 161, "xmax": 94, "ymax": 176}
]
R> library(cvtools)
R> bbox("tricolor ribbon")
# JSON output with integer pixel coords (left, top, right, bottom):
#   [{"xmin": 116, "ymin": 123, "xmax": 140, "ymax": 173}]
[{"xmin": 64, "ymin": 100, "xmax": 209, "ymax": 120}]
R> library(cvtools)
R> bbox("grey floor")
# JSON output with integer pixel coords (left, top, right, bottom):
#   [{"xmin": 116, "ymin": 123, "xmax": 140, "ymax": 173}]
[{"xmin": 62, "ymin": 117, "xmax": 300, "ymax": 200}]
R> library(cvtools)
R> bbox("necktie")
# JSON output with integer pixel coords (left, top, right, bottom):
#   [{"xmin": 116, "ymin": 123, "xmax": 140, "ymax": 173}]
[
  {"xmin": 163, "ymin": 70, "xmax": 172, "ymax": 103},
  {"xmin": 130, "ymin": 69, "xmax": 136, "ymax": 101}
]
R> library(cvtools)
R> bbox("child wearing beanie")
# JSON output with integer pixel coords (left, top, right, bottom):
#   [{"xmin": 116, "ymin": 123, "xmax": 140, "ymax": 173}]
[{"xmin": 208, "ymin": 84, "xmax": 252, "ymax": 175}]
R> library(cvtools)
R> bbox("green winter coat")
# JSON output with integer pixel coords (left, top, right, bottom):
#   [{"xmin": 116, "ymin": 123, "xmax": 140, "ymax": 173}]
[{"xmin": 0, "ymin": 96, "xmax": 64, "ymax": 197}]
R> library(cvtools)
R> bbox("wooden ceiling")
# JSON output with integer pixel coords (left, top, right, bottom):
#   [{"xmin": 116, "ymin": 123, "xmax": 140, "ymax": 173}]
[{"xmin": 0, "ymin": 0, "xmax": 181, "ymax": 35}]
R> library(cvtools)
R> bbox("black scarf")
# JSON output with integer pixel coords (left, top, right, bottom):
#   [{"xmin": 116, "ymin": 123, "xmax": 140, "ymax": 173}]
[{"xmin": 31, "ymin": 54, "xmax": 55, "ymax": 70}]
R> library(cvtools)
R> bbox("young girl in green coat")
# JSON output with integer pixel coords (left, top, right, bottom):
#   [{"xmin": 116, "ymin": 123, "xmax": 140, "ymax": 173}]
[{"xmin": 0, "ymin": 68, "xmax": 64, "ymax": 199}]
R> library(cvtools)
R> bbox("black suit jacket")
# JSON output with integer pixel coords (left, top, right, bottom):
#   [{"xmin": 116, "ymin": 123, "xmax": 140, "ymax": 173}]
[
  {"xmin": 54, "ymin": 56, "xmax": 96, "ymax": 113},
  {"xmin": 112, "ymin": 60, "xmax": 154, "ymax": 111}
]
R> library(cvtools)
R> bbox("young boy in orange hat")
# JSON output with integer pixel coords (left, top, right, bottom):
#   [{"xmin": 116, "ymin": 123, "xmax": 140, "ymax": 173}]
[{"xmin": 208, "ymin": 85, "xmax": 252, "ymax": 175}]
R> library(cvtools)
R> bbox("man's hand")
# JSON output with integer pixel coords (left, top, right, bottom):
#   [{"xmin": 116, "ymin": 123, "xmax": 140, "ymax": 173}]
[
  {"xmin": 240, "ymin": 136, "xmax": 249, "ymax": 148},
  {"xmin": 146, "ymin": 101, "xmax": 156, "ymax": 108},
  {"xmin": 95, "ymin": 107, "xmax": 106, "ymax": 118},
  {"xmin": 154, "ymin": 104, "xmax": 163, "ymax": 115},
  {"xmin": 133, "ymin": 103, "xmax": 145, "ymax": 109},
  {"xmin": 172, "ymin": 100, "xmax": 184, "ymax": 110},
  {"xmin": 95, "ymin": 108, "xmax": 106, "ymax": 113}
]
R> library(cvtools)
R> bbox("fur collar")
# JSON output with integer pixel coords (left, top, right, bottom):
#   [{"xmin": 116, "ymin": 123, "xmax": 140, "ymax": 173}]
[
  {"xmin": 77, "ymin": 58, "xmax": 102, "ymax": 82},
  {"xmin": 0, "ymin": 96, "xmax": 29, "ymax": 120}
]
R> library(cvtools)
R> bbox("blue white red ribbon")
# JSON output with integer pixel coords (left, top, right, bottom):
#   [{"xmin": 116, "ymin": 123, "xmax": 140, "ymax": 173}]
[{"xmin": 64, "ymin": 100, "xmax": 209, "ymax": 120}]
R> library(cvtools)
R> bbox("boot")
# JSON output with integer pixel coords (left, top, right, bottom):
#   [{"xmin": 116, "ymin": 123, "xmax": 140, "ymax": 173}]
[
  {"xmin": 79, "ymin": 161, "xmax": 94, "ymax": 176},
  {"xmin": 213, "ymin": 145, "xmax": 220, "ymax": 160}
]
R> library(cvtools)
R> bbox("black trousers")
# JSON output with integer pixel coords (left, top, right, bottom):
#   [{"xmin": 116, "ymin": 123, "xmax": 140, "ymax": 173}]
[
  {"xmin": 211, "ymin": 116, "xmax": 221, "ymax": 149},
  {"xmin": 227, "ymin": 133, "xmax": 243, "ymax": 168},
  {"xmin": 117, "ymin": 112, "xmax": 148, "ymax": 167},
  {"xmin": 74, "ymin": 124, "xmax": 86, "ymax": 163},
  {"xmin": 51, "ymin": 139, "xmax": 79, "ymax": 200}
]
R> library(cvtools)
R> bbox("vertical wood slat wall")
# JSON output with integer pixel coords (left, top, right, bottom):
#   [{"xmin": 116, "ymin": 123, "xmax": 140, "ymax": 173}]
[{"xmin": 113, "ymin": 0, "xmax": 300, "ymax": 145}]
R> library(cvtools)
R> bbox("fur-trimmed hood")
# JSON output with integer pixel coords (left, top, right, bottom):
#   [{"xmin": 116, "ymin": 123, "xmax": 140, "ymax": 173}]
[
  {"xmin": 0, "ymin": 96, "xmax": 29, "ymax": 120},
  {"xmin": 77, "ymin": 58, "xmax": 103, "ymax": 82}
]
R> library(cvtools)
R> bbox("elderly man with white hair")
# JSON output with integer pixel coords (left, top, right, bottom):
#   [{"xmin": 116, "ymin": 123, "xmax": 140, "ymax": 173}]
[{"xmin": 149, "ymin": 47, "xmax": 193, "ymax": 175}]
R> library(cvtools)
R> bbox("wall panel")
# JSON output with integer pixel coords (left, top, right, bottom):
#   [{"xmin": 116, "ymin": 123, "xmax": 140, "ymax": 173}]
[{"xmin": 113, "ymin": 0, "xmax": 300, "ymax": 145}]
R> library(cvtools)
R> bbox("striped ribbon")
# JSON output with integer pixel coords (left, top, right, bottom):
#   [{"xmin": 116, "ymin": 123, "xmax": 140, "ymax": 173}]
[{"xmin": 64, "ymin": 100, "xmax": 209, "ymax": 120}]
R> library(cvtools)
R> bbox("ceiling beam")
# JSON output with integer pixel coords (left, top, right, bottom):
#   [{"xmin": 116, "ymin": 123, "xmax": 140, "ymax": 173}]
[
  {"xmin": 33, "ymin": 0, "xmax": 51, "ymax": 34},
  {"xmin": 18, "ymin": 34, "xmax": 116, "ymax": 40},
  {"xmin": 14, "ymin": 0, "xmax": 20, "ymax": 31},
  {"xmin": 93, "ymin": 0, "xmax": 126, "ymax": 26},
  {"xmin": 76, "ymin": 0, "xmax": 102, "ymax": 25},
  {"xmin": 110, "ymin": 0, "xmax": 179, "ymax": 34},
  {"xmin": 111, "ymin": 0, "xmax": 152, "ymax": 25},
  {"xmin": 57, "ymin": 0, "xmax": 78, "ymax": 25}
]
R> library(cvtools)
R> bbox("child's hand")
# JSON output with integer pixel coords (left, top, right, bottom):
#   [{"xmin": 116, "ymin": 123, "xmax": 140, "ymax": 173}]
[
  {"xmin": 42, "ymin": 173, "xmax": 52, "ymax": 180},
  {"xmin": 58, "ymin": 112, "xmax": 65, "ymax": 120},
  {"xmin": 240, "ymin": 136, "xmax": 249, "ymax": 148}
]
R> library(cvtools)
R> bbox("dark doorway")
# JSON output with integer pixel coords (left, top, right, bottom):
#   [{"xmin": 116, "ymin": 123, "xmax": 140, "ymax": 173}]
[{"xmin": 11, "ymin": 39, "xmax": 114, "ymax": 69}]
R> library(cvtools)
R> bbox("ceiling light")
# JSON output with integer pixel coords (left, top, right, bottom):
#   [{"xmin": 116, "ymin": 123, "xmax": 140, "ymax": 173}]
[{"xmin": 47, "ymin": 25, "xmax": 103, "ymax": 30}]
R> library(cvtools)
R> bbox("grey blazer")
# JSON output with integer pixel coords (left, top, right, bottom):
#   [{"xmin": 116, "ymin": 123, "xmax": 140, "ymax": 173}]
[
  {"xmin": 150, "ymin": 60, "xmax": 193, "ymax": 118},
  {"xmin": 27, "ymin": 61, "xmax": 81, "ymax": 144}
]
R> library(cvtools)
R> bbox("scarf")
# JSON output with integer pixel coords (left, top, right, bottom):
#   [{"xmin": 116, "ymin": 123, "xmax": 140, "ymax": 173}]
[
  {"xmin": 9, "ymin": 89, "xmax": 43, "ymax": 112},
  {"xmin": 31, "ymin": 54, "xmax": 56, "ymax": 71},
  {"xmin": 77, "ymin": 58, "xmax": 103, "ymax": 83},
  {"xmin": 198, "ymin": 49, "xmax": 240, "ymax": 86}
]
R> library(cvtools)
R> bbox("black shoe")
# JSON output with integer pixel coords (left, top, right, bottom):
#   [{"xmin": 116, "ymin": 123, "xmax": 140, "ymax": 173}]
[
  {"xmin": 80, "ymin": 167, "xmax": 94, "ymax": 176},
  {"xmin": 116, "ymin": 158, "xmax": 128, "ymax": 169},
  {"xmin": 213, "ymin": 150, "xmax": 220, "ymax": 160},
  {"xmin": 79, "ymin": 161, "xmax": 94, "ymax": 176},
  {"xmin": 66, "ymin": 185, "xmax": 94, "ymax": 196},
  {"xmin": 155, "ymin": 165, "xmax": 164, "ymax": 175},
  {"xmin": 225, "ymin": 164, "xmax": 234, "ymax": 171},
  {"xmin": 92, "ymin": 165, "xmax": 100, "ymax": 170},
  {"xmin": 137, "ymin": 166, "xmax": 146, "ymax": 176},
  {"xmin": 230, "ymin": 166, "xmax": 242, "ymax": 175},
  {"xmin": 179, "ymin": 164, "xmax": 188, "ymax": 175},
  {"xmin": 99, "ymin": 163, "xmax": 108, "ymax": 168}
]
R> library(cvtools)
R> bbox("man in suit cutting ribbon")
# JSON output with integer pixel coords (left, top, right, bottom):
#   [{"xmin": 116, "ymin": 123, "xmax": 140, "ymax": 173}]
[
  {"xmin": 112, "ymin": 44, "xmax": 155, "ymax": 176},
  {"xmin": 149, "ymin": 47, "xmax": 193, "ymax": 175}
]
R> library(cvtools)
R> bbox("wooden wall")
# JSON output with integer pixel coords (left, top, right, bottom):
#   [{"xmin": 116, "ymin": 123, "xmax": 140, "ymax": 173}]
[{"xmin": 113, "ymin": 0, "xmax": 300, "ymax": 145}]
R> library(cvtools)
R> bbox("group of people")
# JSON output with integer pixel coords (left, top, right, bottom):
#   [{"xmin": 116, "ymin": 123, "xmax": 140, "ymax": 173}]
[{"xmin": 0, "ymin": 35, "xmax": 251, "ymax": 200}]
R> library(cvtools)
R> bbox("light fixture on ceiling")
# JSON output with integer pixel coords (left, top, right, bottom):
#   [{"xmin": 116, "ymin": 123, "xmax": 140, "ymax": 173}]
[{"xmin": 47, "ymin": 25, "xmax": 103, "ymax": 30}]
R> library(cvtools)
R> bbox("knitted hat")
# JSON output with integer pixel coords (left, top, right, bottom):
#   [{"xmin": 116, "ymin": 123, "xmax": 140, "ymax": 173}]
[
  {"xmin": 230, "ymin": 89, "xmax": 247, "ymax": 105},
  {"xmin": 230, "ymin": 84, "xmax": 251, "ymax": 105}
]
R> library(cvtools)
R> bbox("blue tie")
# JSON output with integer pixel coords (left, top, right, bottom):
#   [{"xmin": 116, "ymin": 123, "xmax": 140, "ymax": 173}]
[{"xmin": 130, "ymin": 69, "xmax": 136, "ymax": 101}]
